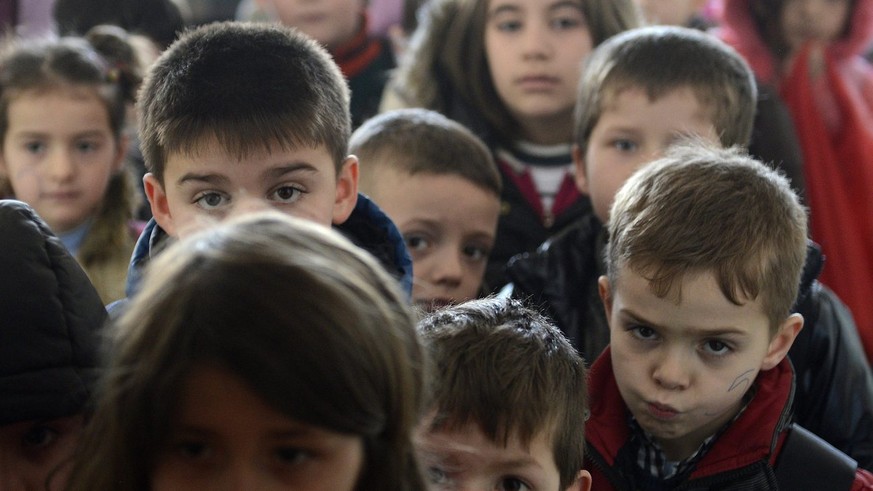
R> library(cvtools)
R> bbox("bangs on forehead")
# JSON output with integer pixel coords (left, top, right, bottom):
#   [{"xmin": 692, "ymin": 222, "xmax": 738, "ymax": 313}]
[{"xmin": 160, "ymin": 117, "xmax": 327, "ymax": 163}]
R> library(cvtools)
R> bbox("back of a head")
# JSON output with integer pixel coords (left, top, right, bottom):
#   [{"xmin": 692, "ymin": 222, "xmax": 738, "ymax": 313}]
[
  {"xmin": 0, "ymin": 199, "xmax": 106, "ymax": 425},
  {"xmin": 137, "ymin": 21, "xmax": 351, "ymax": 184},
  {"xmin": 417, "ymin": 296, "xmax": 587, "ymax": 489},
  {"xmin": 605, "ymin": 142, "xmax": 808, "ymax": 330},
  {"xmin": 351, "ymin": 108, "xmax": 501, "ymax": 197},
  {"xmin": 67, "ymin": 211, "xmax": 425, "ymax": 490},
  {"xmin": 574, "ymin": 25, "xmax": 757, "ymax": 154}
]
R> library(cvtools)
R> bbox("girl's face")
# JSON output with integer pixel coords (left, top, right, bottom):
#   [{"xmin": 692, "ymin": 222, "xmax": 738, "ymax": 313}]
[
  {"xmin": 152, "ymin": 364, "xmax": 364, "ymax": 491},
  {"xmin": 484, "ymin": 0, "xmax": 593, "ymax": 144},
  {"xmin": 0, "ymin": 88, "xmax": 123, "ymax": 234},
  {"xmin": 779, "ymin": 0, "xmax": 852, "ymax": 54}
]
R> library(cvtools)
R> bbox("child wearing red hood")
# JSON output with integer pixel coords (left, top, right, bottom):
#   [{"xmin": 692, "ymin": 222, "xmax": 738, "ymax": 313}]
[{"xmin": 717, "ymin": 0, "xmax": 873, "ymax": 362}]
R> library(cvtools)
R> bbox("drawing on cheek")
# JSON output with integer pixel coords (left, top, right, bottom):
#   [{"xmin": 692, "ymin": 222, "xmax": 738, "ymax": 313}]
[{"xmin": 727, "ymin": 368, "xmax": 755, "ymax": 393}]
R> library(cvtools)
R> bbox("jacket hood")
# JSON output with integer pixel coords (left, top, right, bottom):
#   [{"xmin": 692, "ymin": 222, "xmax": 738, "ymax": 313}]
[
  {"xmin": 719, "ymin": 0, "xmax": 873, "ymax": 83},
  {"xmin": 124, "ymin": 194, "xmax": 413, "ymax": 300},
  {"xmin": 0, "ymin": 200, "xmax": 107, "ymax": 425}
]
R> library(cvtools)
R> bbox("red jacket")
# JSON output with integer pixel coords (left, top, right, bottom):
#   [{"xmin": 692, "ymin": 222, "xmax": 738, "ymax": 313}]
[
  {"xmin": 716, "ymin": 0, "xmax": 873, "ymax": 363},
  {"xmin": 584, "ymin": 347, "xmax": 873, "ymax": 490}
]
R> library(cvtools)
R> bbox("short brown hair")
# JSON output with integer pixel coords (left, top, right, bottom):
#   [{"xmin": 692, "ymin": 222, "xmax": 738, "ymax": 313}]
[
  {"xmin": 66, "ymin": 211, "xmax": 426, "ymax": 491},
  {"xmin": 417, "ymin": 296, "xmax": 588, "ymax": 488},
  {"xmin": 138, "ymin": 21, "xmax": 351, "ymax": 184},
  {"xmin": 350, "ymin": 108, "xmax": 501, "ymax": 197},
  {"xmin": 574, "ymin": 26, "xmax": 757, "ymax": 156},
  {"xmin": 605, "ymin": 142, "xmax": 808, "ymax": 331}
]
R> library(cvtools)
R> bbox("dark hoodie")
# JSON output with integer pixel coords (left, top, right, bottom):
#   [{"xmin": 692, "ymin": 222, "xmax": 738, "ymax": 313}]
[
  {"xmin": 119, "ymin": 193, "xmax": 413, "ymax": 308},
  {"xmin": 0, "ymin": 199, "xmax": 107, "ymax": 425}
]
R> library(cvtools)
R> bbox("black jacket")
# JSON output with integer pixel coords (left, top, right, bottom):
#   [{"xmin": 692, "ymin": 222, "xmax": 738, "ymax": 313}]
[
  {"xmin": 0, "ymin": 199, "xmax": 107, "ymax": 424},
  {"xmin": 506, "ymin": 214, "xmax": 873, "ymax": 470}
]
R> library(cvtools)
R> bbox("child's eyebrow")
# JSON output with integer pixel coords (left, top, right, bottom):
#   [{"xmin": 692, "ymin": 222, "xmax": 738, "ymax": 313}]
[
  {"xmin": 549, "ymin": 0, "xmax": 585, "ymax": 13},
  {"xmin": 176, "ymin": 172, "xmax": 229, "ymax": 186},
  {"xmin": 487, "ymin": 3, "xmax": 521, "ymax": 18},
  {"xmin": 620, "ymin": 309, "xmax": 748, "ymax": 337},
  {"xmin": 265, "ymin": 162, "xmax": 320, "ymax": 180}
]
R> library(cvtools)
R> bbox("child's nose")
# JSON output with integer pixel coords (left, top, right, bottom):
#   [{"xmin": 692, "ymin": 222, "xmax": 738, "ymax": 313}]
[
  {"xmin": 431, "ymin": 247, "xmax": 464, "ymax": 287},
  {"xmin": 521, "ymin": 22, "xmax": 554, "ymax": 59},
  {"xmin": 228, "ymin": 195, "xmax": 272, "ymax": 220},
  {"xmin": 47, "ymin": 150, "xmax": 76, "ymax": 181},
  {"xmin": 652, "ymin": 349, "xmax": 691, "ymax": 390}
]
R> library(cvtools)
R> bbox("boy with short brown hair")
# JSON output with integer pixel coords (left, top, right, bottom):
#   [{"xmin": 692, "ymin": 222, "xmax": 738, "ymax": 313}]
[
  {"xmin": 416, "ymin": 296, "xmax": 591, "ymax": 491},
  {"xmin": 351, "ymin": 108, "xmax": 501, "ymax": 310},
  {"xmin": 587, "ymin": 142, "xmax": 873, "ymax": 489},
  {"xmin": 126, "ymin": 21, "xmax": 411, "ymax": 300}
]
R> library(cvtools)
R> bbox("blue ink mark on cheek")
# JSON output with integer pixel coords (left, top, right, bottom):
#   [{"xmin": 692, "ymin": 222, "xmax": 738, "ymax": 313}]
[{"xmin": 728, "ymin": 368, "xmax": 756, "ymax": 393}]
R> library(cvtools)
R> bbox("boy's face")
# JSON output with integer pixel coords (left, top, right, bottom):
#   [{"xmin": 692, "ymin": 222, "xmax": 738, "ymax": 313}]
[
  {"xmin": 258, "ymin": 0, "xmax": 366, "ymax": 50},
  {"xmin": 599, "ymin": 267, "xmax": 801, "ymax": 461},
  {"xmin": 416, "ymin": 421, "xmax": 591, "ymax": 491},
  {"xmin": 365, "ymin": 169, "xmax": 500, "ymax": 310},
  {"xmin": 574, "ymin": 86, "xmax": 720, "ymax": 224},
  {"xmin": 0, "ymin": 414, "xmax": 85, "ymax": 490},
  {"xmin": 634, "ymin": 0, "xmax": 708, "ymax": 26},
  {"xmin": 153, "ymin": 364, "xmax": 364, "ymax": 491},
  {"xmin": 145, "ymin": 140, "xmax": 358, "ymax": 238},
  {"xmin": 779, "ymin": 0, "xmax": 851, "ymax": 54},
  {"xmin": 484, "ymin": 0, "xmax": 593, "ymax": 143}
]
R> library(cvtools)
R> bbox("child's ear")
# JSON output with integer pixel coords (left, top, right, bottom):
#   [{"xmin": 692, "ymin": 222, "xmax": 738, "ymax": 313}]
[
  {"xmin": 761, "ymin": 313, "xmax": 804, "ymax": 370},
  {"xmin": 144, "ymin": 173, "xmax": 176, "ymax": 236},
  {"xmin": 598, "ymin": 275, "xmax": 613, "ymax": 316},
  {"xmin": 572, "ymin": 143, "xmax": 590, "ymax": 195},
  {"xmin": 564, "ymin": 469, "xmax": 592, "ymax": 491},
  {"xmin": 331, "ymin": 155, "xmax": 359, "ymax": 225}
]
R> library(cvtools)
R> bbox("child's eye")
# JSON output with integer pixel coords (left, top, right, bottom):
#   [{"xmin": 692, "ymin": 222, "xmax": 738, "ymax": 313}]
[
  {"xmin": 630, "ymin": 325, "xmax": 658, "ymax": 341},
  {"xmin": 193, "ymin": 191, "xmax": 229, "ymax": 210},
  {"xmin": 271, "ymin": 185, "xmax": 305, "ymax": 204},
  {"xmin": 404, "ymin": 234, "xmax": 432, "ymax": 253},
  {"xmin": 274, "ymin": 446, "xmax": 310, "ymax": 466},
  {"xmin": 611, "ymin": 139, "xmax": 638, "ymax": 152},
  {"xmin": 175, "ymin": 441, "xmax": 213, "ymax": 462},
  {"xmin": 550, "ymin": 15, "xmax": 583, "ymax": 30},
  {"xmin": 495, "ymin": 19, "xmax": 523, "ymax": 32},
  {"xmin": 426, "ymin": 466, "xmax": 452, "ymax": 486},
  {"xmin": 498, "ymin": 477, "xmax": 532, "ymax": 491},
  {"xmin": 74, "ymin": 140, "xmax": 99, "ymax": 153},
  {"xmin": 702, "ymin": 339, "xmax": 732, "ymax": 356},
  {"xmin": 462, "ymin": 244, "xmax": 491, "ymax": 262},
  {"xmin": 22, "ymin": 425, "xmax": 59, "ymax": 450},
  {"xmin": 24, "ymin": 141, "xmax": 46, "ymax": 154}
]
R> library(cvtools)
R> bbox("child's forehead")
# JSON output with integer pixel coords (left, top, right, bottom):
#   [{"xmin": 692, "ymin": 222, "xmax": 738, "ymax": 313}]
[
  {"xmin": 419, "ymin": 418, "xmax": 558, "ymax": 462},
  {"xmin": 169, "ymin": 135, "xmax": 334, "ymax": 166},
  {"xmin": 601, "ymin": 83, "xmax": 709, "ymax": 112}
]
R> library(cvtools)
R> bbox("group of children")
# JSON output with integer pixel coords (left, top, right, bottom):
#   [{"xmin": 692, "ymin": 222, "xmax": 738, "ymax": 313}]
[{"xmin": 0, "ymin": 0, "xmax": 872, "ymax": 489}]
